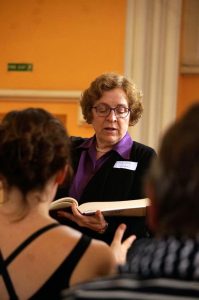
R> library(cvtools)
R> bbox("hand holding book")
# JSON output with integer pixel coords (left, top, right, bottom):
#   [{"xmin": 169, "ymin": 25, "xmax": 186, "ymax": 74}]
[{"xmin": 54, "ymin": 200, "xmax": 109, "ymax": 234}]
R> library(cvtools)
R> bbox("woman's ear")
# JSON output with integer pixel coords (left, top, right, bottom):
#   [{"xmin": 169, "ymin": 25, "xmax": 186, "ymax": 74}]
[
  {"xmin": 146, "ymin": 183, "xmax": 158, "ymax": 233},
  {"xmin": 55, "ymin": 166, "xmax": 68, "ymax": 185}
]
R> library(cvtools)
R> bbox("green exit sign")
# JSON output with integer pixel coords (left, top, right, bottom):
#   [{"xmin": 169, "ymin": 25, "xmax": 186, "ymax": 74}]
[{"xmin": 8, "ymin": 63, "xmax": 33, "ymax": 72}]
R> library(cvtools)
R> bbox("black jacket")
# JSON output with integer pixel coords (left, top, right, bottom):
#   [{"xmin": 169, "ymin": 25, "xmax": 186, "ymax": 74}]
[{"xmin": 56, "ymin": 137, "xmax": 156, "ymax": 244}]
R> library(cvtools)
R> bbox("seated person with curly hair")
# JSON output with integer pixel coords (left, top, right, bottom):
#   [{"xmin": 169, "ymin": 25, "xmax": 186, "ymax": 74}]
[{"xmin": 0, "ymin": 108, "xmax": 135, "ymax": 299}]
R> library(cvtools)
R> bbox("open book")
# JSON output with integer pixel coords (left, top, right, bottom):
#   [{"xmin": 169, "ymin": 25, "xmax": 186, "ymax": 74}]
[{"xmin": 49, "ymin": 197, "xmax": 150, "ymax": 217}]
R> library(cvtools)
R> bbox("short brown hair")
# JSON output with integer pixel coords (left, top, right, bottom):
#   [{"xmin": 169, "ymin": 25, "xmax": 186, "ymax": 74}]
[{"xmin": 80, "ymin": 73, "xmax": 143, "ymax": 126}]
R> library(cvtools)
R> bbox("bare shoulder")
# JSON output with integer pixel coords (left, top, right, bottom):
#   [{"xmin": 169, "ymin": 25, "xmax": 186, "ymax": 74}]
[
  {"xmin": 69, "ymin": 237, "xmax": 116, "ymax": 286},
  {"xmin": 44, "ymin": 225, "xmax": 116, "ymax": 284},
  {"xmin": 84, "ymin": 238, "xmax": 116, "ymax": 275},
  {"xmin": 59, "ymin": 227, "xmax": 115, "ymax": 270}
]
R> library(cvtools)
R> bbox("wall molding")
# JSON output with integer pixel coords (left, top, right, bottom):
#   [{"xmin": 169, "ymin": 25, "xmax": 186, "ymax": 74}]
[
  {"xmin": 0, "ymin": 89, "xmax": 82, "ymax": 101},
  {"xmin": 125, "ymin": 0, "xmax": 182, "ymax": 150}
]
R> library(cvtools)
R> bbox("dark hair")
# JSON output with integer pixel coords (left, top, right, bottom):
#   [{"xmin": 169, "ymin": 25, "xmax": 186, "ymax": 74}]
[
  {"xmin": 147, "ymin": 102, "xmax": 199, "ymax": 236},
  {"xmin": 0, "ymin": 108, "xmax": 71, "ymax": 196},
  {"xmin": 80, "ymin": 72, "xmax": 143, "ymax": 126}
]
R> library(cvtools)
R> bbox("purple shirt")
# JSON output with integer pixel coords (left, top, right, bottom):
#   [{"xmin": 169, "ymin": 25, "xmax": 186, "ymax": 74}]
[{"xmin": 69, "ymin": 133, "xmax": 133, "ymax": 201}]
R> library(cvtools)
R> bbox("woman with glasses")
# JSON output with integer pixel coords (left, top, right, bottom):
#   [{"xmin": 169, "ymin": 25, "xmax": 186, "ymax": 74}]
[{"xmin": 56, "ymin": 72, "xmax": 156, "ymax": 246}]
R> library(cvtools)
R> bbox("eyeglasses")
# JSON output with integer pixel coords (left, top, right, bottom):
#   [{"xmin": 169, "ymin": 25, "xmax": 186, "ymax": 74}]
[{"xmin": 92, "ymin": 103, "xmax": 130, "ymax": 118}]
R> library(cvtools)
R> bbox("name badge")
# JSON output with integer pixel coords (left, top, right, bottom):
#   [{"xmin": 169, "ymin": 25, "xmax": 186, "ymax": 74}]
[{"xmin": 113, "ymin": 161, "xmax": 138, "ymax": 171}]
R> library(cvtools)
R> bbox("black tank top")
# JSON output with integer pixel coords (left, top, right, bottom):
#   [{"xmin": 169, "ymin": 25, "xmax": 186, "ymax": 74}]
[{"xmin": 0, "ymin": 223, "xmax": 91, "ymax": 299}]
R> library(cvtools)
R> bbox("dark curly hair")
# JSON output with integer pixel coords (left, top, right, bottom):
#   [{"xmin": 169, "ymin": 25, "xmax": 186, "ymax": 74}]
[
  {"xmin": 0, "ymin": 108, "xmax": 71, "ymax": 196},
  {"xmin": 80, "ymin": 72, "xmax": 143, "ymax": 126},
  {"xmin": 146, "ymin": 102, "xmax": 199, "ymax": 236}
]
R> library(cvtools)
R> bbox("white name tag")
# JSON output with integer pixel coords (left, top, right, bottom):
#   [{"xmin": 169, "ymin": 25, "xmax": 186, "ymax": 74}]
[{"xmin": 113, "ymin": 161, "xmax": 138, "ymax": 171}]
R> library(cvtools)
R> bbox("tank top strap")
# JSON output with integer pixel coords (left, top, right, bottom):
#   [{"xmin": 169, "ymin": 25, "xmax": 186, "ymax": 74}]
[
  {"xmin": 5, "ymin": 223, "xmax": 61, "ymax": 266},
  {"xmin": 65, "ymin": 234, "xmax": 92, "ymax": 276},
  {"xmin": 0, "ymin": 250, "xmax": 18, "ymax": 300}
]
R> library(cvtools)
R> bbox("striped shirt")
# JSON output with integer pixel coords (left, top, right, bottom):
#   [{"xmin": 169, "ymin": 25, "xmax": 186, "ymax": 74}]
[{"xmin": 61, "ymin": 273, "xmax": 199, "ymax": 300}]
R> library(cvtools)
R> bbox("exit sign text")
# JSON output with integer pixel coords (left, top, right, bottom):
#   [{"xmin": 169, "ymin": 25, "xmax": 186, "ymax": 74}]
[{"xmin": 8, "ymin": 63, "xmax": 33, "ymax": 72}]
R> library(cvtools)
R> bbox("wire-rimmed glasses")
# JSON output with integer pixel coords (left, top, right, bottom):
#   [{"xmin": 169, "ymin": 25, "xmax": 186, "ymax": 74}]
[{"xmin": 92, "ymin": 103, "xmax": 130, "ymax": 118}]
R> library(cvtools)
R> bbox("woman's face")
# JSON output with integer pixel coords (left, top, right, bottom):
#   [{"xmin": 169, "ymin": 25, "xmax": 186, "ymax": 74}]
[{"xmin": 91, "ymin": 88, "xmax": 130, "ymax": 147}]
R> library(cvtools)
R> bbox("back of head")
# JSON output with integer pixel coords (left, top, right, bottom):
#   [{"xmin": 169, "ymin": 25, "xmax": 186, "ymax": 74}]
[
  {"xmin": 147, "ymin": 102, "xmax": 199, "ymax": 236},
  {"xmin": 0, "ymin": 108, "xmax": 70, "ymax": 195}
]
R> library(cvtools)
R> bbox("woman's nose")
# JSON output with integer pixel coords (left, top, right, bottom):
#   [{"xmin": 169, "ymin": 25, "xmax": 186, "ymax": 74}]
[{"xmin": 106, "ymin": 109, "xmax": 117, "ymax": 121}]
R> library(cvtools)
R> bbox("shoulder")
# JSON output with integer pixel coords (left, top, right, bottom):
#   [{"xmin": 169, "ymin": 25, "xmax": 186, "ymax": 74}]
[
  {"xmin": 70, "ymin": 136, "xmax": 90, "ymax": 149},
  {"xmin": 69, "ymin": 235, "xmax": 116, "ymax": 285},
  {"xmin": 59, "ymin": 226, "xmax": 115, "ymax": 270},
  {"xmin": 130, "ymin": 141, "xmax": 157, "ymax": 160},
  {"xmin": 70, "ymin": 136, "xmax": 86, "ymax": 147},
  {"xmin": 132, "ymin": 141, "xmax": 156, "ymax": 155},
  {"xmin": 86, "ymin": 238, "xmax": 116, "ymax": 276}
]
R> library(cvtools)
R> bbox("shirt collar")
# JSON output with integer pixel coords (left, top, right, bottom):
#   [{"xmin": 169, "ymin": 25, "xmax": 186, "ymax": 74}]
[
  {"xmin": 77, "ymin": 133, "xmax": 133, "ymax": 159},
  {"xmin": 112, "ymin": 132, "xmax": 133, "ymax": 159}
]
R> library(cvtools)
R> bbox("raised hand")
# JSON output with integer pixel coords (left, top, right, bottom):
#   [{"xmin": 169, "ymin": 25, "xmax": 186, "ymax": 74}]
[{"xmin": 110, "ymin": 223, "xmax": 136, "ymax": 265}]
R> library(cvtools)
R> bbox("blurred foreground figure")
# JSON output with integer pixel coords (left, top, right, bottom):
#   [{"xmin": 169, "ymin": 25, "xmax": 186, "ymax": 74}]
[{"xmin": 62, "ymin": 103, "xmax": 199, "ymax": 299}]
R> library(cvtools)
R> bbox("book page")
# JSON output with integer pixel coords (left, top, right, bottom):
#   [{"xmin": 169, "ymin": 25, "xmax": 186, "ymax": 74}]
[
  {"xmin": 78, "ymin": 198, "xmax": 149, "ymax": 216},
  {"xmin": 103, "ymin": 206, "xmax": 147, "ymax": 217},
  {"xmin": 49, "ymin": 197, "xmax": 78, "ymax": 211}
]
